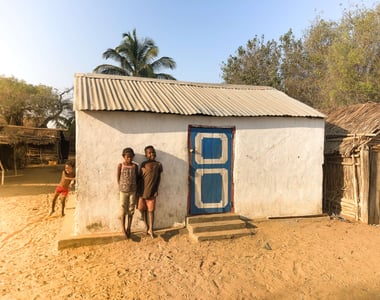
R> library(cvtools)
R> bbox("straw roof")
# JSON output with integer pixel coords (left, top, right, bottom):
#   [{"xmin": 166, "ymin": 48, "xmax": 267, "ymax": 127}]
[
  {"xmin": 324, "ymin": 102, "xmax": 380, "ymax": 155},
  {"xmin": 324, "ymin": 102, "xmax": 380, "ymax": 136},
  {"xmin": 0, "ymin": 125, "xmax": 64, "ymax": 145}
]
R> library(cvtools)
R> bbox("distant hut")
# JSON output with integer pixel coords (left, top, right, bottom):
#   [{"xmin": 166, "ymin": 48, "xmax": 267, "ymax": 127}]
[
  {"xmin": 0, "ymin": 125, "xmax": 68, "ymax": 171},
  {"xmin": 324, "ymin": 102, "xmax": 380, "ymax": 224}
]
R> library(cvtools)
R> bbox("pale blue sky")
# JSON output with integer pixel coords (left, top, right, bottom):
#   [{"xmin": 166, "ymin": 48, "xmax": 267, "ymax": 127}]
[{"xmin": 0, "ymin": 0, "xmax": 378, "ymax": 90}]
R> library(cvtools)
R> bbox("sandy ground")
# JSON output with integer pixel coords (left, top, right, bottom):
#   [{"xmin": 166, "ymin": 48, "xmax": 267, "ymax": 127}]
[{"xmin": 1, "ymin": 166, "xmax": 380, "ymax": 299}]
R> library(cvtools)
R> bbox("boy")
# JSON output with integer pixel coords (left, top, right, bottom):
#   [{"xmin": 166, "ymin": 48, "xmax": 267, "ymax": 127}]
[
  {"xmin": 138, "ymin": 145, "xmax": 163, "ymax": 238},
  {"xmin": 49, "ymin": 161, "xmax": 75, "ymax": 217},
  {"xmin": 117, "ymin": 147, "xmax": 138, "ymax": 239}
]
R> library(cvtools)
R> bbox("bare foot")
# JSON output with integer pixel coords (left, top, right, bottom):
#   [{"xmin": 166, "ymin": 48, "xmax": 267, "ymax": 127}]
[{"xmin": 49, "ymin": 210, "xmax": 54, "ymax": 216}]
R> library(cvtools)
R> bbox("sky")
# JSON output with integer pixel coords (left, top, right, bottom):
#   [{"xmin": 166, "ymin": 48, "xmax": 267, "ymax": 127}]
[{"xmin": 0, "ymin": 0, "xmax": 379, "ymax": 90}]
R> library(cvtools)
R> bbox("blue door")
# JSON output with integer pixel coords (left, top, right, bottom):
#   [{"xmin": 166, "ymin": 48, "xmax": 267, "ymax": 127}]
[{"xmin": 189, "ymin": 127, "xmax": 233, "ymax": 215}]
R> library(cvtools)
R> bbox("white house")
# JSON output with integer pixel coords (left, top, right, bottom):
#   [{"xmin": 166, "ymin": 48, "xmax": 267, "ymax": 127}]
[{"xmin": 73, "ymin": 73, "xmax": 325, "ymax": 235}]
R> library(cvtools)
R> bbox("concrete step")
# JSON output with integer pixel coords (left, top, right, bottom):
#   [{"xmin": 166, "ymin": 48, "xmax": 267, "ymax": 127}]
[
  {"xmin": 193, "ymin": 228, "xmax": 254, "ymax": 242},
  {"xmin": 187, "ymin": 212, "xmax": 240, "ymax": 224},
  {"xmin": 186, "ymin": 213, "xmax": 256, "ymax": 242},
  {"xmin": 187, "ymin": 219, "xmax": 247, "ymax": 234}
]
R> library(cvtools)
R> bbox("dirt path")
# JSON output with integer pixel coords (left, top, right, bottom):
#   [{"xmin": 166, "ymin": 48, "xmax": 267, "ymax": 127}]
[{"xmin": 1, "ymin": 167, "xmax": 380, "ymax": 299}]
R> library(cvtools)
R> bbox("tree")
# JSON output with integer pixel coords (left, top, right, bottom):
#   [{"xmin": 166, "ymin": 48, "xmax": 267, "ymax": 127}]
[
  {"xmin": 29, "ymin": 87, "xmax": 74, "ymax": 129},
  {"xmin": 221, "ymin": 4, "xmax": 380, "ymax": 109},
  {"xmin": 94, "ymin": 29, "xmax": 176, "ymax": 80},
  {"xmin": 295, "ymin": 19, "xmax": 338, "ymax": 108},
  {"xmin": 0, "ymin": 77, "xmax": 31, "ymax": 125},
  {"xmin": 323, "ymin": 5, "xmax": 380, "ymax": 107},
  {"xmin": 0, "ymin": 76, "xmax": 74, "ymax": 128},
  {"xmin": 221, "ymin": 35, "xmax": 282, "ymax": 89}
]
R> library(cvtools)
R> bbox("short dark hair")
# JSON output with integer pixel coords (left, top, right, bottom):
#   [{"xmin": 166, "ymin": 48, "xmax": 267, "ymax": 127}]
[
  {"xmin": 144, "ymin": 145, "xmax": 155, "ymax": 153},
  {"xmin": 122, "ymin": 147, "xmax": 135, "ymax": 157},
  {"xmin": 65, "ymin": 160, "xmax": 74, "ymax": 167}
]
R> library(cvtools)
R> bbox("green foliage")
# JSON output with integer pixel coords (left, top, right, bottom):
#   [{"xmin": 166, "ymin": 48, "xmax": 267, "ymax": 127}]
[
  {"xmin": 0, "ymin": 77, "xmax": 31, "ymax": 125},
  {"xmin": 221, "ymin": 35, "xmax": 282, "ymax": 89},
  {"xmin": 221, "ymin": 4, "xmax": 380, "ymax": 109},
  {"xmin": 0, "ymin": 76, "xmax": 74, "ymax": 128},
  {"xmin": 324, "ymin": 5, "xmax": 380, "ymax": 107},
  {"xmin": 94, "ymin": 29, "xmax": 176, "ymax": 80}
]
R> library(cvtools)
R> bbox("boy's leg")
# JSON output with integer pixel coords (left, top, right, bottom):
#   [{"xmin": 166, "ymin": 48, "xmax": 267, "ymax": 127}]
[
  {"xmin": 143, "ymin": 209, "xmax": 149, "ymax": 233},
  {"xmin": 137, "ymin": 197, "xmax": 145, "ymax": 220},
  {"xmin": 147, "ymin": 211, "xmax": 155, "ymax": 238},
  {"xmin": 126, "ymin": 214, "xmax": 133, "ymax": 238},
  {"xmin": 60, "ymin": 196, "xmax": 67, "ymax": 217},
  {"xmin": 120, "ymin": 192, "xmax": 128, "ymax": 238},
  {"xmin": 146, "ymin": 198, "xmax": 156, "ymax": 238},
  {"xmin": 137, "ymin": 197, "xmax": 149, "ymax": 232},
  {"xmin": 126, "ymin": 192, "xmax": 135, "ymax": 238},
  {"xmin": 49, "ymin": 193, "xmax": 59, "ymax": 215},
  {"xmin": 121, "ymin": 214, "xmax": 127, "ymax": 238}
]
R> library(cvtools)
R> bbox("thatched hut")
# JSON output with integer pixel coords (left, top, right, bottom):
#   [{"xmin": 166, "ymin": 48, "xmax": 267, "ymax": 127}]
[
  {"xmin": 0, "ymin": 125, "xmax": 68, "ymax": 170},
  {"xmin": 324, "ymin": 102, "xmax": 380, "ymax": 224}
]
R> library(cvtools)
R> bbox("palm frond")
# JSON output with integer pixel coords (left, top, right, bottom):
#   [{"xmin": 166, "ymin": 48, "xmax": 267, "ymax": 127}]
[
  {"xmin": 93, "ymin": 64, "xmax": 129, "ymax": 75},
  {"xmin": 154, "ymin": 73, "xmax": 176, "ymax": 80},
  {"xmin": 151, "ymin": 56, "xmax": 176, "ymax": 70}
]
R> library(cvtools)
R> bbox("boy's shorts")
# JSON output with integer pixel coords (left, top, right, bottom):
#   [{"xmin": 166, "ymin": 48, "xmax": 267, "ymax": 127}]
[
  {"xmin": 137, "ymin": 197, "xmax": 156, "ymax": 212},
  {"xmin": 55, "ymin": 186, "xmax": 69, "ymax": 197},
  {"xmin": 119, "ymin": 191, "xmax": 136, "ymax": 215}
]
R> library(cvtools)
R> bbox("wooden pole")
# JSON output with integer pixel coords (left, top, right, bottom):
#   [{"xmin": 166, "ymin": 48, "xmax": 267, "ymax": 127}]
[
  {"xmin": 360, "ymin": 146, "xmax": 370, "ymax": 224},
  {"xmin": 352, "ymin": 154, "xmax": 359, "ymax": 221},
  {"xmin": 13, "ymin": 145, "xmax": 17, "ymax": 176},
  {"xmin": 0, "ymin": 160, "xmax": 4, "ymax": 185}
]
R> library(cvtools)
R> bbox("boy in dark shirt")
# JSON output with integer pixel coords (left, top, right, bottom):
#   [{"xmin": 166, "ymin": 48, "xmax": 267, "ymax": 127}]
[{"xmin": 138, "ymin": 145, "xmax": 163, "ymax": 238}]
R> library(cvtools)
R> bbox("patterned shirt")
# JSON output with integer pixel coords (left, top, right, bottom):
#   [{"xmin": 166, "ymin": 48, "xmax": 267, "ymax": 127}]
[{"xmin": 119, "ymin": 163, "xmax": 138, "ymax": 193}]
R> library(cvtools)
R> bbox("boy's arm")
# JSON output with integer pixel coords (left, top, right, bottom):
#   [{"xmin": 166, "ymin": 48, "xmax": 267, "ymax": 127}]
[
  {"xmin": 134, "ymin": 164, "xmax": 139, "ymax": 180},
  {"xmin": 154, "ymin": 163, "xmax": 163, "ymax": 196},
  {"xmin": 117, "ymin": 163, "xmax": 122, "ymax": 184}
]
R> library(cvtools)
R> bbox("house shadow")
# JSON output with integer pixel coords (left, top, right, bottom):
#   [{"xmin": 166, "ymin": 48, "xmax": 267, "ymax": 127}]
[
  {"xmin": 159, "ymin": 228, "xmax": 183, "ymax": 242},
  {"xmin": 127, "ymin": 227, "xmax": 186, "ymax": 243}
]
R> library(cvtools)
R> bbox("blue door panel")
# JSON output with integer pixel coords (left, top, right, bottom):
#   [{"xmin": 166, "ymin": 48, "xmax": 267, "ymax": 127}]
[{"xmin": 189, "ymin": 127, "xmax": 233, "ymax": 214}]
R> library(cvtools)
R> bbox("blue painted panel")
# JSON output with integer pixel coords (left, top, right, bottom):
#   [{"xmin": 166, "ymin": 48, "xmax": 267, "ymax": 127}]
[
  {"xmin": 201, "ymin": 173, "xmax": 222, "ymax": 203},
  {"xmin": 202, "ymin": 138, "xmax": 222, "ymax": 159}
]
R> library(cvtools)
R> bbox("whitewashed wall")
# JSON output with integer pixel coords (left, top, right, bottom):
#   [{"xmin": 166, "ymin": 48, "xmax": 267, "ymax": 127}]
[{"xmin": 74, "ymin": 111, "xmax": 324, "ymax": 235}]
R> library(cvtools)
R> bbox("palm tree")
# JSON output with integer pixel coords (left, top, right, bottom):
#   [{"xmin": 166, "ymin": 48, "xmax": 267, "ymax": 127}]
[{"xmin": 94, "ymin": 29, "xmax": 176, "ymax": 80}]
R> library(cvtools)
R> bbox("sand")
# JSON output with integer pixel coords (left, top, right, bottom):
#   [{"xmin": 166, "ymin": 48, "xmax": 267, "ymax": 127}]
[{"xmin": 1, "ymin": 166, "xmax": 380, "ymax": 299}]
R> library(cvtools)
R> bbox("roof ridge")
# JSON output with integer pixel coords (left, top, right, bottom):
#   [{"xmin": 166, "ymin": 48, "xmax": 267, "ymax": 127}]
[{"xmin": 75, "ymin": 73, "xmax": 274, "ymax": 90}]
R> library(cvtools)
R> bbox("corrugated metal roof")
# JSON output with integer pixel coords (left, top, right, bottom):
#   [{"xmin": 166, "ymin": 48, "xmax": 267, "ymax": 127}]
[{"xmin": 74, "ymin": 73, "xmax": 325, "ymax": 118}]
